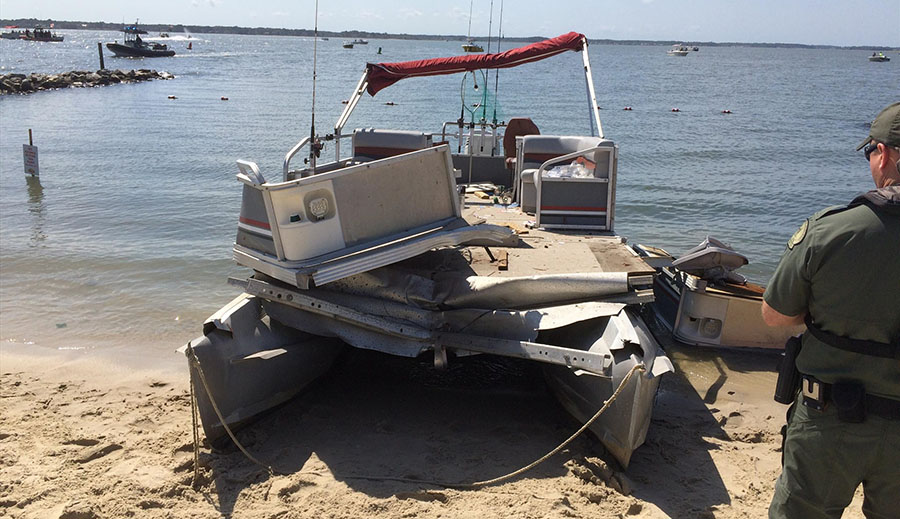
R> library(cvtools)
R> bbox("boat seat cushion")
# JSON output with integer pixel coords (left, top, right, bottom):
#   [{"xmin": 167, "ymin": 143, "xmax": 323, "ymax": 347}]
[
  {"xmin": 352, "ymin": 128, "xmax": 433, "ymax": 161},
  {"xmin": 519, "ymin": 135, "xmax": 606, "ymax": 170}
]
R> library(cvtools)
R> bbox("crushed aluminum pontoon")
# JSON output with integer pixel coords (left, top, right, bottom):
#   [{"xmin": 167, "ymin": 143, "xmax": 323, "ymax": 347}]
[{"xmin": 185, "ymin": 32, "xmax": 674, "ymax": 469}]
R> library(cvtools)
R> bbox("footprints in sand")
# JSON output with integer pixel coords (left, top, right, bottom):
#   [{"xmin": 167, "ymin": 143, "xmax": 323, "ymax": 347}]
[
  {"xmin": 74, "ymin": 443, "xmax": 123, "ymax": 464},
  {"xmin": 567, "ymin": 457, "xmax": 633, "ymax": 496},
  {"xmin": 715, "ymin": 409, "xmax": 774, "ymax": 444},
  {"xmin": 62, "ymin": 438, "xmax": 100, "ymax": 447}
]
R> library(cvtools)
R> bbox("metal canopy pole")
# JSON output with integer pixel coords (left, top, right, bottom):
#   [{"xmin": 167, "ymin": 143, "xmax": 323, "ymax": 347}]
[
  {"xmin": 581, "ymin": 39, "xmax": 603, "ymax": 138},
  {"xmin": 334, "ymin": 71, "xmax": 370, "ymax": 160}
]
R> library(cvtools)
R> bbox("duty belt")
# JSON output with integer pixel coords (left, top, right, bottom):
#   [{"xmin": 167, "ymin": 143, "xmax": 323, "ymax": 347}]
[{"xmin": 801, "ymin": 375, "xmax": 900, "ymax": 421}]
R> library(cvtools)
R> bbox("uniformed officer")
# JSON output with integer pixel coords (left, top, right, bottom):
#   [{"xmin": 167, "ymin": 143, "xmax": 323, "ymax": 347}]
[{"xmin": 762, "ymin": 101, "xmax": 900, "ymax": 519}]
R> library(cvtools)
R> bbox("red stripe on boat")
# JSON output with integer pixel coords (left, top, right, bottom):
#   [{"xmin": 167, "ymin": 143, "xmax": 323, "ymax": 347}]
[
  {"xmin": 239, "ymin": 216, "xmax": 271, "ymax": 230},
  {"xmin": 541, "ymin": 205, "xmax": 607, "ymax": 212}
]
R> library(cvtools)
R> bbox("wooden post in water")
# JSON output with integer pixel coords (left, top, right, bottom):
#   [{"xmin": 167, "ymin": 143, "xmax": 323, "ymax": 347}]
[{"xmin": 97, "ymin": 42, "xmax": 105, "ymax": 70}]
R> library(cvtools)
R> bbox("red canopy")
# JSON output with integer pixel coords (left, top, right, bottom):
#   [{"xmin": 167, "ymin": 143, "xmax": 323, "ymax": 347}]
[{"xmin": 365, "ymin": 32, "xmax": 586, "ymax": 96}]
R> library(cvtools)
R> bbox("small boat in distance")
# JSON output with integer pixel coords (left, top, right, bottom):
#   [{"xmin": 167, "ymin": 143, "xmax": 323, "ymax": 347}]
[
  {"xmin": 667, "ymin": 44, "xmax": 690, "ymax": 56},
  {"xmin": 462, "ymin": 0, "xmax": 484, "ymax": 52},
  {"xmin": 106, "ymin": 23, "xmax": 175, "ymax": 58},
  {"xmin": 351, "ymin": 38, "xmax": 368, "ymax": 45},
  {"xmin": 869, "ymin": 52, "xmax": 890, "ymax": 62},
  {"xmin": 342, "ymin": 41, "xmax": 354, "ymax": 49},
  {"xmin": 462, "ymin": 40, "xmax": 484, "ymax": 53},
  {"xmin": 0, "ymin": 25, "xmax": 64, "ymax": 42}
]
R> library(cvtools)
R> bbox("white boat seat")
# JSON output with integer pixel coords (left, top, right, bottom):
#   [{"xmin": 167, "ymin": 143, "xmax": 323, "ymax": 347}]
[
  {"xmin": 352, "ymin": 128, "xmax": 433, "ymax": 162},
  {"xmin": 515, "ymin": 135, "xmax": 617, "ymax": 230}
]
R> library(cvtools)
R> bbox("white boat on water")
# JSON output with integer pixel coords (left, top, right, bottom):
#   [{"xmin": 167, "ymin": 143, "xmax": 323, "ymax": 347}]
[
  {"xmin": 667, "ymin": 44, "xmax": 690, "ymax": 56},
  {"xmin": 869, "ymin": 52, "xmax": 890, "ymax": 62},
  {"xmin": 351, "ymin": 38, "xmax": 368, "ymax": 45},
  {"xmin": 184, "ymin": 32, "xmax": 673, "ymax": 469}
]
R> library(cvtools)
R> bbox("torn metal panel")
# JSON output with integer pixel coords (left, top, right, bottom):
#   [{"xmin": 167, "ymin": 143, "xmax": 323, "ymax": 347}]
[
  {"xmin": 238, "ymin": 276, "xmax": 628, "ymax": 375},
  {"xmin": 234, "ymin": 223, "xmax": 517, "ymax": 289},
  {"xmin": 234, "ymin": 277, "xmax": 642, "ymax": 342},
  {"xmin": 435, "ymin": 271, "xmax": 630, "ymax": 309}
]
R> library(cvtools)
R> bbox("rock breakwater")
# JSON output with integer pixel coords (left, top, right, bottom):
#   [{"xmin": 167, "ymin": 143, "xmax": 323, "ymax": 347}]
[{"xmin": 0, "ymin": 69, "xmax": 174, "ymax": 95}]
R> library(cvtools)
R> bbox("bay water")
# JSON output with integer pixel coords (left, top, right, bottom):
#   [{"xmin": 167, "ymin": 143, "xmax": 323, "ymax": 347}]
[{"xmin": 1, "ymin": 31, "xmax": 897, "ymax": 356}]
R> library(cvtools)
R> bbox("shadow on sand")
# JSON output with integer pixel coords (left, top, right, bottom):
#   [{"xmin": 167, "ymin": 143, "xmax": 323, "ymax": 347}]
[{"xmin": 198, "ymin": 326, "xmax": 781, "ymax": 518}]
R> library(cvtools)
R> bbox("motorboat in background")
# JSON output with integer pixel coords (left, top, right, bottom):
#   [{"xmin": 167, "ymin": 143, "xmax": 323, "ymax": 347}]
[
  {"xmin": 462, "ymin": 40, "xmax": 485, "ymax": 52},
  {"xmin": 868, "ymin": 52, "xmax": 890, "ymax": 62},
  {"xmin": 184, "ymin": 32, "xmax": 673, "ymax": 469},
  {"xmin": 351, "ymin": 38, "xmax": 369, "ymax": 45},
  {"xmin": 632, "ymin": 237, "xmax": 804, "ymax": 349},
  {"xmin": 462, "ymin": 0, "xmax": 484, "ymax": 52},
  {"xmin": 106, "ymin": 23, "xmax": 175, "ymax": 58},
  {"xmin": 667, "ymin": 44, "xmax": 690, "ymax": 56},
  {"xmin": 342, "ymin": 41, "xmax": 354, "ymax": 49},
  {"xmin": 0, "ymin": 25, "xmax": 64, "ymax": 42}
]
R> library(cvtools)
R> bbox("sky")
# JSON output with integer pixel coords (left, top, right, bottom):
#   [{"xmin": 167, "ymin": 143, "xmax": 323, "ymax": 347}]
[{"xmin": 0, "ymin": 0, "xmax": 898, "ymax": 47}]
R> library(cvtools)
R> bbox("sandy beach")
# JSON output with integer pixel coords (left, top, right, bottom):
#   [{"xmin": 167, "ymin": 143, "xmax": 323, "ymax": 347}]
[{"xmin": 0, "ymin": 333, "xmax": 866, "ymax": 519}]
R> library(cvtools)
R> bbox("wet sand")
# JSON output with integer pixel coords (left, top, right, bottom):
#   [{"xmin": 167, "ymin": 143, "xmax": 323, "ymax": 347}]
[{"xmin": 0, "ymin": 333, "xmax": 866, "ymax": 519}]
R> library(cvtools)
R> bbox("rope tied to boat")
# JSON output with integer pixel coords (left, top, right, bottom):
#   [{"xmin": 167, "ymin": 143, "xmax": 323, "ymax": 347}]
[
  {"xmin": 187, "ymin": 346, "xmax": 276, "ymax": 487},
  {"xmin": 187, "ymin": 347, "xmax": 645, "ymax": 490}
]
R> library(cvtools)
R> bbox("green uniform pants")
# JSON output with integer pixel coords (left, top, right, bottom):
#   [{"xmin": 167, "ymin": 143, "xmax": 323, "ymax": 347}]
[{"xmin": 769, "ymin": 396, "xmax": 900, "ymax": 519}]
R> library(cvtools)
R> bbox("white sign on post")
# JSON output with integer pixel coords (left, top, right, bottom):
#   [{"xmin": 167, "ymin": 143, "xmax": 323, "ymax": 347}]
[{"xmin": 23, "ymin": 144, "xmax": 39, "ymax": 177}]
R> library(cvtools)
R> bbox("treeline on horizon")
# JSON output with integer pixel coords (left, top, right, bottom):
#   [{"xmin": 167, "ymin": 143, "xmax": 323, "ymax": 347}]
[{"xmin": 1, "ymin": 18, "xmax": 896, "ymax": 50}]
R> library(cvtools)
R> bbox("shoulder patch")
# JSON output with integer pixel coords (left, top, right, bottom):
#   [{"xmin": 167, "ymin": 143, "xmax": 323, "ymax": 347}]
[{"xmin": 787, "ymin": 219, "xmax": 808, "ymax": 250}]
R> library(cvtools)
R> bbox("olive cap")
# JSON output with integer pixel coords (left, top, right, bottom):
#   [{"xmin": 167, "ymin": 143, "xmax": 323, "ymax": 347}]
[{"xmin": 857, "ymin": 102, "xmax": 900, "ymax": 150}]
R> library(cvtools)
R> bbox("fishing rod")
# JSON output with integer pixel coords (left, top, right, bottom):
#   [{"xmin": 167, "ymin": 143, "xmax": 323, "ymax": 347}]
[
  {"xmin": 308, "ymin": 0, "xmax": 322, "ymax": 172},
  {"xmin": 491, "ymin": 0, "xmax": 504, "ymax": 126}
]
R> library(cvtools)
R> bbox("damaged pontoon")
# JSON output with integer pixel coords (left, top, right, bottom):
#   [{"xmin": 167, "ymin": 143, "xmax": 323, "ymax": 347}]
[{"xmin": 185, "ymin": 32, "xmax": 673, "ymax": 468}]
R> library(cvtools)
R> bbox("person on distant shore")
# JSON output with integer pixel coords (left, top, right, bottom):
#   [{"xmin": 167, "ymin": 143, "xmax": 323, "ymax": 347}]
[{"xmin": 762, "ymin": 102, "xmax": 900, "ymax": 519}]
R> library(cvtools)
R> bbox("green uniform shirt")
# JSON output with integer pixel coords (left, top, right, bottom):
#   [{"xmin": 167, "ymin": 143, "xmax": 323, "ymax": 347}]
[{"xmin": 764, "ymin": 201, "xmax": 900, "ymax": 400}]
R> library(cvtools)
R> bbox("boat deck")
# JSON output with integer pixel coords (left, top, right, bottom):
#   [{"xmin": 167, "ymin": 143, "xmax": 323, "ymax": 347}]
[{"xmin": 459, "ymin": 196, "xmax": 655, "ymax": 280}]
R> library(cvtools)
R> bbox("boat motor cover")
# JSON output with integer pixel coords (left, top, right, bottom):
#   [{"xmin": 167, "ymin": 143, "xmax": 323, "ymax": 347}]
[
  {"xmin": 365, "ymin": 32, "xmax": 585, "ymax": 96},
  {"xmin": 672, "ymin": 236, "xmax": 749, "ymax": 283}
]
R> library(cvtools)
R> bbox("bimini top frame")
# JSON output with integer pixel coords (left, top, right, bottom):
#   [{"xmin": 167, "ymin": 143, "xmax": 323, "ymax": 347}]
[{"xmin": 283, "ymin": 32, "xmax": 604, "ymax": 177}]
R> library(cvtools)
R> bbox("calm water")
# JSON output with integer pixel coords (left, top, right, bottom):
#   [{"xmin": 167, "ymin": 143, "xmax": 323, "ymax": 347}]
[{"xmin": 1, "ymin": 30, "xmax": 898, "ymax": 354}]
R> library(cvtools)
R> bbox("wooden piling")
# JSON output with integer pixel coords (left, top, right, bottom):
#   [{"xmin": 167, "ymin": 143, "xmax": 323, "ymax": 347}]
[{"xmin": 97, "ymin": 42, "xmax": 105, "ymax": 70}]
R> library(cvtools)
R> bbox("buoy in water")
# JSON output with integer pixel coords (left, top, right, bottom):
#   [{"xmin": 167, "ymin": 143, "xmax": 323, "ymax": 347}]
[
  {"xmin": 168, "ymin": 95, "xmax": 177, "ymax": 99},
  {"xmin": 623, "ymin": 106, "xmax": 632, "ymax": 111},
  {"xmin": 385, "ymin": 101, "xmax": 395, "ymax": 106},
  {"xmin": 721, "ymin": 109, "xmax": 732, "ymax": 114},
  {"xmin": 220, "ymin": 96, "xmax": 229, "ymax": 101},
  {"xmin": 671, "ymin": 108, "xmax": 680, "ymax": 112},
  {"xmin": 187, "ymin": 42, "xmax": 192, "ymax": 50}
]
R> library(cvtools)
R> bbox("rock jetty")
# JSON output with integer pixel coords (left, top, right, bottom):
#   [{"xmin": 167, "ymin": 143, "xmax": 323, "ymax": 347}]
[{"xmin": 0, "ymin": 69, "xmax": 174, "ymax": 95}]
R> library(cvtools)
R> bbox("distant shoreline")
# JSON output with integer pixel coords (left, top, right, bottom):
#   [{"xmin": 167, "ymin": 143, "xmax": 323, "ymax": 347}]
[{"xmin": 2, "ymin": 17, "xmax": 897, "ymax": 50}]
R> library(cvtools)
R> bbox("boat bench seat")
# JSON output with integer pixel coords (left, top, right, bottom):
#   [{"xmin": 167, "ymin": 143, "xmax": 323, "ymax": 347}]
[
  {"xmin": 516, "ymin": 135, "xmax": 617, "ymax": 230},
  {"xmin": 352, "ymin": 128, "xmax": 433, "ymax": 162}
]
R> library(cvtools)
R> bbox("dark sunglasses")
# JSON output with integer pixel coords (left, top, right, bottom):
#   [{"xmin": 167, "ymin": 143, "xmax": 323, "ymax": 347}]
[{"xmin": 863, "ymin": 142, "xmax": 880, "ymax": 161}]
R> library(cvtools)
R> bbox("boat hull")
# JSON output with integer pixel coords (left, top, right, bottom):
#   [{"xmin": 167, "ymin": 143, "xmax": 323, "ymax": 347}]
[
  {"xmin": 106, "ymin": 42, "xmax": 175, "ymax": 58},
  {"xmin": 185, "ymin": 295, "xmax": 344, "ymax": 447},
  {"xmin": 543, "ymin": 309, "xmax": 668, "ymax": 468}
]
